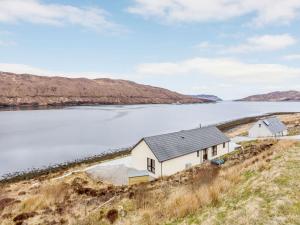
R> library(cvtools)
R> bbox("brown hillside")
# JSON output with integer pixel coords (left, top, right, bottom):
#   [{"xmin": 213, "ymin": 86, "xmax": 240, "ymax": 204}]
[
  {"xmin": 238, "ymin": 90, "xmax": 300, "ymax": 102},
  {"xmin": 0, "ymin": 72, "xmax": 207, "ymax": 107}
]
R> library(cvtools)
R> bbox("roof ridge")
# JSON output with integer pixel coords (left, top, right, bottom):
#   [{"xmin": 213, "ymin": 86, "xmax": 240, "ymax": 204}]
[
  {"xmin": 143, "ymin": 125, "xmax": 216, "ymax": 139},
  {"xmin": 263, "ymin": 116, "xmax": 278, "ymax": 119}
]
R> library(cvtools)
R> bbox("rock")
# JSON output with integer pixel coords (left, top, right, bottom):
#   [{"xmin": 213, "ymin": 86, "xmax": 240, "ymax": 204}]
[
  {"xmin": 106, "ymin": 209, "xmax": 118, "ymax": 224},
  {"xmin": 13, "ymin": 211, "xmax": 37, "ymax": 222},
  {"xmin": 0, "ymin": 198, "xmax": 16, "ymax": 212}
]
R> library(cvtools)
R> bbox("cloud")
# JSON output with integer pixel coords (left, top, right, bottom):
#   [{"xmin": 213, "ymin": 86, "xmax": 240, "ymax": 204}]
[
  {"xmin": 283, "ymin": 54, "xmax": 300, "ymax": 60},
  {"xmin": 0, "ymin": 63, "xmax": 127, "ymax": 79},
  {"xmin": 0, "ymin": 0, "xmax": 119, "ymax": 32},
  {"xmin": 128, "ymin": 0, "xmax": 300, "ymax": 26},
  {"xmin": 0, "ymin": 40, "xmax": 16, "ymax": 46},
  {"xmin": 222, "ymin": 34, "xmax": 296, "ymax": 54},
  {"xmin": 195, "ymin": 41, "xmax": 223, "ymax": 49},
  {"xmin": 191, "ymin": 83, "xmax": 232, "ymax": 92},
  {"xmin": 136, "ymin": 57, "xmax": 300, "ymax": 83}
]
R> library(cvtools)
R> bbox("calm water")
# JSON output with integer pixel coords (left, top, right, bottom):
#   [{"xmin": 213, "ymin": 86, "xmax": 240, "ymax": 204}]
[{"xmin": 1, "ymin": 101, "xmax": 300, "ymax": 176}]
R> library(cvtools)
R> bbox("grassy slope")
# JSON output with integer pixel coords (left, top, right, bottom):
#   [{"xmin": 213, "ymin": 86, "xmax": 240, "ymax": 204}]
[{"xmin": 171, "ymin": 142, "xmax": 300, "ymax": 225}]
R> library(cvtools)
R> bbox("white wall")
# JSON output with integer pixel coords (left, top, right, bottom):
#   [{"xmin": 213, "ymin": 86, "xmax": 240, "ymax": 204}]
[
  {"xmin": 249, "ymin": 121, "xmax": 273, "ymax": 138},
  {"xmin": 208, "ymin": 142, "xmax": 230, "ymax": 160},
  {"xmin": 249, "ymin": 121, "xmax": 288, "ymax": 138},
  {"xmin": 161, "ymin": 150, "xmax": 202, "ymax": 176},
  {"xmin": 274, "ymin": 130, "xmax": 288, "ymax": 137},
  {"xmin": 161, "ymin": 142, "xmax": 229, "ymax": 176},
  {"xmin": 131, "ymin": 140, "xmax": 161, "ymax": 178}
]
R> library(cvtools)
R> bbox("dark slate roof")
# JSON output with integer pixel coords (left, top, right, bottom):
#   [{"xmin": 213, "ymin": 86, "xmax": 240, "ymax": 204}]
[
  {"xmin": 143, "ymin": 126, "xmax": 230, "ymax": 162},
  {"xmin": 261, "ymin": 117, "xmax": 287, "ymax": 134}
]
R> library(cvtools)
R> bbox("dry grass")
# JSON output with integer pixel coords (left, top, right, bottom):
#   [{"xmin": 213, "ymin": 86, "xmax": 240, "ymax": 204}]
[
  {"xmin": 0, "ymin": 172, "xmax": 111, "ymax": 225},
  {"xmin": 19, "ymin": 182, "xmax": 70, "ymax": 212},
  {"xmin": 173, "ymin": 140, "xmax": 300, "ymax": 225}
]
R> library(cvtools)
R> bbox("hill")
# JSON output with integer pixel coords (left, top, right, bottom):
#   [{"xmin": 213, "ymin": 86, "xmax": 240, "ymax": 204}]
[
  {"xmin": 238, "ymin": 91, "xmax": 300, "ymax": 102},
  {"xmin": 0, "ymin": 72, "xmax": 207, "ymax": 107},
  {"xmin": 191, "ymin": 94, "xmax": 222, "ymax": 101}
]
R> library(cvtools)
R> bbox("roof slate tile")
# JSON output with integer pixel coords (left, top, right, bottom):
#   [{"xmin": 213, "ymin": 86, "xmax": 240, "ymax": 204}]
[{"xmin": 143, "ymin": 126, "xmax": 230, "ymax": 162}]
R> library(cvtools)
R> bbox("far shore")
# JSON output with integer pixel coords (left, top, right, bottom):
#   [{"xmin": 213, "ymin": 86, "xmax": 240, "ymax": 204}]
[
  {"xmin": 1, "ymin": 111, "xmax": 299, "ymax": 185},
  {"xmin": 0, "ymin": 101, "xmax": 217, "ymax": 112}
]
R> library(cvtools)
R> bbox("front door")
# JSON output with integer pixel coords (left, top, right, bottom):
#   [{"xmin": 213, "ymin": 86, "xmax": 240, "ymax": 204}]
[{"xmin": 203, "ymin": 149, "xmax": 208, "ymax": 161}]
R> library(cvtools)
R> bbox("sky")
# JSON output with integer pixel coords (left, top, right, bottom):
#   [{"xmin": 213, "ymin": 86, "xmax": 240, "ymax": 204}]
[{"xmin": 1, "ymin": 0, "xmax": 300, "ymax": 99}]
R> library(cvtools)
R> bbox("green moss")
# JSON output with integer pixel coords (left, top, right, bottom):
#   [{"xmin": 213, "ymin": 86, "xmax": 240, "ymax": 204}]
[
  {"xmin": 215, "ymin": 211, "xmax": 227, "ymax": 223},
  {"xmin": 274, "ymin": 176, "xmax": 290, "ymax": 186},
  {"xmin": 239, "ymin": 131, "xmax": 249, "ymax": 137},
  {"xmin": 243, "ymin": 170, "xmax": 257, "ymax": 180},
  {"xmin": 273, "ymin": 155, "xmax": 282, "ymax": 160},
  {"xmin": 291, "ymin": 202, "xmax": 300, "ymax": 214},
  {"xmin": 187, "ymin": 215, "xmax": 201, "ymax": 225},
  {"xmin": 286, "ymin": 159, "xmax": 300, "ymax": 168},
  {"xmin": 240, "ymin": 188, "xmax": 254, "ymax": 201}
]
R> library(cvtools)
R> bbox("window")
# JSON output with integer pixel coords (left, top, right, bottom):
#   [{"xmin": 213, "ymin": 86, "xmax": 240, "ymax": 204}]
[
  {"xmin": 212, "ymin": 146, "xmax": 217, "ymax": 156},
  {"xmin": 197, "ymin": 150, "xmax": 200, "ymax": 157},
  {"xmin": 203, "ymin": 149, "xmax": 208, "ymax": 161},
  {"xmin": 223, "ymin": 143, "xmax": 226, "ymax": 148},
  {"xmin": 147, "ymin": 158, "xmax": 155, "ymax": 174}
]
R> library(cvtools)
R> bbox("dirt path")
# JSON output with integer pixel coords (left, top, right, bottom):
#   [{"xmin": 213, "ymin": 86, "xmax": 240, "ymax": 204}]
[{"xmin": 231, "ymin": 134, "xmax": 300, "ymax": 143}]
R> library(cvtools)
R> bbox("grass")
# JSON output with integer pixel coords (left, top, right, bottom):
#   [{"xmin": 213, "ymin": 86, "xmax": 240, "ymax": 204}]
[
  {"xmin": 169, "ymin": 140, "xmax": 300, "ymax": 225},
  {"xmin": 243, "ymin": 170, "xmax": 257, "ymax": 180},
  {"xmin": 239, "ymin": 131, "xmax": 249, "ymax": 136},
  {"xmin": 288, "ymin": 126, "xmax": 300, "ymax": 136},
  {"xmin": 16, "ymin": 182, "xmax": 71, "ymax": 214}
]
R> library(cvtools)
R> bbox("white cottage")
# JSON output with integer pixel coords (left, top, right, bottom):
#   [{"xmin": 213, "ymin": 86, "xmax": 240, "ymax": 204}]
[
  {"xmin": 131, "ymin": 126, "xmax": 230, "ymax": 178},
  {"xmin": 248, "ymin": 117, "xmax": 288, "ymax": 138}
]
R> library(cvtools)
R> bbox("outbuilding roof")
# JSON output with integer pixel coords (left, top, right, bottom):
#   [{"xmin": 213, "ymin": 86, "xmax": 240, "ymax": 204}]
[
  {"xmin": 142, "ymin": 126, "xmax": 230, "ymax": 162},
  {"xmin": 261, "ymin": 117, "xmax": 287, "ymax": 134}
]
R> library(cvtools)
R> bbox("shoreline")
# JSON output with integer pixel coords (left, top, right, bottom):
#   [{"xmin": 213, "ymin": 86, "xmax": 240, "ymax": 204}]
[
  {"xmin": 1, "ymin": 111, "xmax": 299, "ymax": 184},
  {"xmin": 0, "ymin": 148, "xmax": 131, "ymax": 184},
  {"xmin": 0, "ymin": 101, "xmax": 216, "ymax": 112}
]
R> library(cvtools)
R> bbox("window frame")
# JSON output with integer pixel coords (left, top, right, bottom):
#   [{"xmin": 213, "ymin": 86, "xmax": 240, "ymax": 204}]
[
  {"xmin": 147, "ymin": 158, "xmax": 155, "ymax": 174},
  {"xmin": 212, "ymin": 146, "xmax": 218, "ymax": 156}
]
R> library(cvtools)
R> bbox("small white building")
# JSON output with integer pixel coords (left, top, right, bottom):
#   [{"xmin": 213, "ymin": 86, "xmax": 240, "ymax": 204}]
[
  {"xmin": 248, "ymin": 117, "xmax": 288, "ymax": 138},
  {"xmin": 131, "ymin": 126, "xmax": 230, "ymax": 178}
]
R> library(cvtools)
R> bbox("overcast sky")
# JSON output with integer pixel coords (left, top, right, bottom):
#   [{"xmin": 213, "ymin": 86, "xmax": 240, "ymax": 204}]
[{"xmin": 1, "ymin": 0, "xmax": 300, "ymax": 99}]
